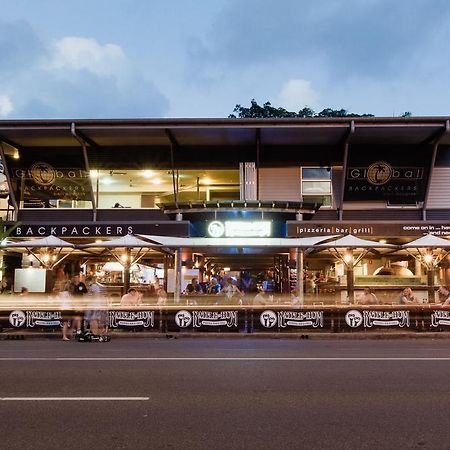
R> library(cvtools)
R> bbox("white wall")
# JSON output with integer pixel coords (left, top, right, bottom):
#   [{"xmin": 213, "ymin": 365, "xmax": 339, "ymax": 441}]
[{"xmin": 97, "ymin": 193, "xmax": 143, "ymax": 209}]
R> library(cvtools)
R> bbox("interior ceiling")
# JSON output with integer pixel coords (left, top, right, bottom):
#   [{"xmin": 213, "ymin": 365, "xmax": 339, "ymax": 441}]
[{"xmin": 94, "ymin": 169, "xmax": 239, "ymax": 193}]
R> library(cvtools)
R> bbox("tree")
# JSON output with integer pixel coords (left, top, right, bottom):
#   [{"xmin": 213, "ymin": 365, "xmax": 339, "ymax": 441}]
[{"xmin": 229, "ymin": 99, "xmax": 375, "ymax": 118}]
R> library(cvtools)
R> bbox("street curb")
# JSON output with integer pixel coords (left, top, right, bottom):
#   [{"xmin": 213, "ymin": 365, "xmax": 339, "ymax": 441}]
[{"xmin": 3, "ymin": 332, "xmax": 450, "ymax": 340}]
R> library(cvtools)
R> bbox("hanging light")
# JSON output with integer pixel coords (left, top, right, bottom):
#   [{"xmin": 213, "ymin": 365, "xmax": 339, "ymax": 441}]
[
  {"xmin": 343, "ymin": 250, "xmax": 353, "ymax": 264},
  {"xmin": 424, "ymin": 253, "xmax": 434, "ymax": 265}
]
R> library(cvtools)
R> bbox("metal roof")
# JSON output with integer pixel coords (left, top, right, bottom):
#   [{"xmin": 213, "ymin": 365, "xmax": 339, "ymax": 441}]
[{"xmin": 0, "ymin": 117, "xmax": 449, "ymax": 148}]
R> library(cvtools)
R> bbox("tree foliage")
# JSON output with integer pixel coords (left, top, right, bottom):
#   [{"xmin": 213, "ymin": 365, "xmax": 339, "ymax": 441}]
[{"xmin": 229, "ymin": 99, "xmax": 376, "ymax": 118}]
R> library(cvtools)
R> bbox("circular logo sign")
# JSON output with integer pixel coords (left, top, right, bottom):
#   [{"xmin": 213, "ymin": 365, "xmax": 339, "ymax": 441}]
[
  {"xmin": 30, "ymin": 162, "xmax": 56, "ymax": 186},
  {"xmin": 208, "ymin": 221, "xmax": 225, "ymax": 238},
  {"xmin": 9, "ymin": 310, "xmax": 26, "ymax": 328},
  {"xmin": 260, "ymin": 310, "xmax": 277, "ymax": 328},
  {"xmin": 367, "ymin": 161, "xmax": 392, "ymax": 185},
  {"xmin": 345, "ymin": 310, "xmax": 363, "ymax": 328},
  {"xmin": 175, "ymin": 310, "xmax": 192, "ymax": 328}
]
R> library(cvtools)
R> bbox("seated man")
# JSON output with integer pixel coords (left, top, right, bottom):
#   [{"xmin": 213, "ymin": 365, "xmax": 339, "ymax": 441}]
[
  {"xmin": 253, "ymin": 287, "xmax": 272, "ymax": 306},
  {"xmin": 437, "ymin": 285, "xmax": 450, "ymax": 305},
  {"xmin": 358, "ymin": 287, "xmax": 379, "ymax": 305},
  {"xmin": 120, "ymin": 288, "xmax": 141, "ymax": 307},
  {"xmin": 185, "ymin": 278, "xmax": 203, "ymax": 295}
]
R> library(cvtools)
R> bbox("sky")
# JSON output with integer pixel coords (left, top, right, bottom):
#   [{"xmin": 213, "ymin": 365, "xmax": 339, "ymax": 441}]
[{"xmin": 1, "ymin": 0, "xmax": 450, "ymax": 119}]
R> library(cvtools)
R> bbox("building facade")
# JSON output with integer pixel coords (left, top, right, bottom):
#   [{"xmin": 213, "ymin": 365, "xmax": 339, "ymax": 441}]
[{"xmin": 1, "ymin": 117, "xmax": 450, "ymax": 304}]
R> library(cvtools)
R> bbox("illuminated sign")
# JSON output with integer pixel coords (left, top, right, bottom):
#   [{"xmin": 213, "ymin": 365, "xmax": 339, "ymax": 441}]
[{"xmin": 207, "ymin": 221, "xmax": 271, "ymax": 238}]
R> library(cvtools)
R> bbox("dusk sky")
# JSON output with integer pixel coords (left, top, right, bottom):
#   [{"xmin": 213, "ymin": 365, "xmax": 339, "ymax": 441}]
[{"xmin": 1, "ymin": 0, "xmax": 450, "ymax": 119}]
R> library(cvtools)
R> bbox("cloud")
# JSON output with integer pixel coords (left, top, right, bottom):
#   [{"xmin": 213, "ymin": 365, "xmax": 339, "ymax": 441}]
[
  {"xmin": 0, "ymin": 19, "xmax": 169, "ymax": 118},
  {"xmin": 274, "ymin": 79, "xmax": 319, "ymax": 111},
  {"xmin": 0, "ymin": 19, "xmax": 46, "ymax": 80},
  {"xmin": 0, "ymin": 96, "xmax": 13, "ymax": 117},
  {"xmin": 46, "ymin": 37, "xmax": 126, "ymax": 77},
  {"xmin": 190, "ymin": 0, "xmax": 450, "ymax": 78}
]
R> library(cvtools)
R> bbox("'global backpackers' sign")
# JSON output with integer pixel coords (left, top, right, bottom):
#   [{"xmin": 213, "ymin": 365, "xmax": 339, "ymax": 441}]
[
  {"xmin": 11, "ymin": 163, "xmax": 92, "ymax": 202},
  {"xmin": 343, "ymin": 147, "xmax": 431, "ymax": 202},
  {"xmin": 9, "ymin": 222, "xmax": 189, "ymax": 237}
]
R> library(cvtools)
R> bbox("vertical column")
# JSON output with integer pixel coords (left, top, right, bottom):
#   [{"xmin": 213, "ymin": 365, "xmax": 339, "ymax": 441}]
[
  {"xmin": 239, "ymin": 162, "xmax": 257, "ymax": 200},
  {"xmin": 174, "ymin": 248, "xmax": 181, "ymax": 304},
  {"xmin": 427, "ymin": 268, "xmax": 435, "ymax": 303},
  {"xmin": 123, "ymin": 248, "xmax": 131, "ymax": 293},
  {"xmin": 415, "ymin": 259, "xmax": 422, "ymax": 277},
  {"xmin": 345, "ymin": 249, "xmax": 355, "ymax": 303},
  {"xmin": 296, "ymin": 248, "xmax": 304, "ymax": 303}
]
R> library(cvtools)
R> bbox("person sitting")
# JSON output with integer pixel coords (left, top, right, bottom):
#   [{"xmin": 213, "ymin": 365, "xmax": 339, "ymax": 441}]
[
  {"xmin": 399, "ymin": 287, "xmax": 419, "ymax": 305},
  {"xmin": 185, "ymin": 278, "xmax": 203, "ymax": 295},
  {"xmin": 437, "ymin": 285, "xmax": 450, "ymax": 305},
  {"xmin": 120, "ymin": 288, "xmax": 141, "ymax": 307},
  {"xmin": 358, "ymin": 287, "xmax": 379, "ymax": 305},
  {"xmin": 253, "ymin": 287, "xmax": 272, "ymax": 306},
  {"xmin": 290, "ymin": 289, "xmax": 304, "ymax": 306},
  {"xmin": 156, "ymin": 288, "xmax": 168, "ymax": 306},
  {"xmin": 206, "ymin": 278, "xmax": 221, "ymax": 295},
  {"xmin": 19, "ymin": 287, "xmax": 29, "ymax": 297}
]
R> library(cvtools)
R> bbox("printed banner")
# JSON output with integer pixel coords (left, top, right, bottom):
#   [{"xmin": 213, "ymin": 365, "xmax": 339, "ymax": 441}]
[
  {"xmin": 108, "ymin": 311, "xmax": 155, "ymax": 328},
  {"xmin": 173, "ymin": 310, "xmax": 239, "ymax": 329},
  {"xmin": 344, "ymin": 309, "xmax": 410, "ymax": 329},
  {"xmin": 259, "ymin": 310, "xmax": 324, "ymax": 329},
  {"xmin": 343, "ymin": 146, "xmax": 431, "ymax": 202}
]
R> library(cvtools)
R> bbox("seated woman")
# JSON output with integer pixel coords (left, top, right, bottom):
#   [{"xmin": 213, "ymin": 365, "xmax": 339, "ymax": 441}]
[
  {"xmin": 358, "ymin": 287, "xmax": 379, "ymax": 305},
  {"xmin": 399, "ymin": 287, "xmax": 419, "ymax": 305},
  {"xmin": 290, "ymin": 289, "xmax": 304, "ymax": 307}
]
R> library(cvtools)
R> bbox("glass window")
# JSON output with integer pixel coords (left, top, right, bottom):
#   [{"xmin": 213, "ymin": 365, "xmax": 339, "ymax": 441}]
[
  {"xmin": 92, "ymin": 169, "xmax": 240, "ymax": 208},
  {"xmin": 303, "ymin": 195, "xmax": 332, "ymax": 207},
  {"xmin": 301, "ymin": 168, "xmax": 331, "ymax": 179},
  {"xmin": 302, "ymin": 181, "xmax": 332, "ymax": 194},
  {"xmin": 301, "ymin": 167, "xmax": 332, "ymax": 207}
]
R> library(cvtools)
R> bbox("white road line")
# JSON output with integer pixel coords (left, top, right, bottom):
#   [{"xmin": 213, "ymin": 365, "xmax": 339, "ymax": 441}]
[
  {"xmin": 1, "ymin": 357, "xmax": 450, "ymax": 361},
  {"xmin": 0, "ymin": 397, "xmax": 149, "ymax": 401}
]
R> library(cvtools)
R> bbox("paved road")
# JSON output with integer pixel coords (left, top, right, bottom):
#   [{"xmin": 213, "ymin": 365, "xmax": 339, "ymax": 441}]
[{"xmin": 1, "ymin": 338, "xmax": 450, "ymax": 449}]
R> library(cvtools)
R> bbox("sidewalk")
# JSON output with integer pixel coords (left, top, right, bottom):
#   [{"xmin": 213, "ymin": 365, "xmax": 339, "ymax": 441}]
[{"xmin": 3, "ymin": 331, "xmax": 450, "ymax": 339}]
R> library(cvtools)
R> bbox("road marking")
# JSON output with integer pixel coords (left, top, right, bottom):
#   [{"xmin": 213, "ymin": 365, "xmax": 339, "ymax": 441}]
[
  {"xmin": 1, "ymin": 357, "xmax": 450, "ymax": 361},
  {"xmin": 0, "ymin": 397, "xmax": 149, "ymax": 401}
]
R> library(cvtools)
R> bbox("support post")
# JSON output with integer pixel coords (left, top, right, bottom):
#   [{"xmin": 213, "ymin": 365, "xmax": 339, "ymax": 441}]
[
  {"xmin": 347, "ymin": 265, "xmax": 354, "ymax": 304},
  {"xmin": 123, "ymin": 248, "xmax": 131, "ymax": 294},
  {"xmin": 70, "ymin": 123, "xmax": 97, "ymax": 221},
  {"xmin": 338, "ymin": 121, "xmax": 355, "ymax": 221},
  {"xmin": 346, "ymin": 249, "xmax": 355, "ymax": 303},
  {"xmin": 174, "ymin": 248, "xmax": 182, "ymax": 304},
  {"xmin": 427, "ymin": 268, "xmax": 435, "ymax": 303},
  {"xmin": 296, "ymin": 248, "xmax": 304, "ymax": 302},
  {"xmin": 0, "ymin": 142, "xmax": 19, "ymax": 221}
]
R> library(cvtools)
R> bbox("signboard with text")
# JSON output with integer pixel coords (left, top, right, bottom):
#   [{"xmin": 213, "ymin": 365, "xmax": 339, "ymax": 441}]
[
  {"xmin": 8, "ymin": 222, "xmax": 190, "ymax": 237},
  {"xmin": 7, "ymin": 149, "xmax": 92, "ymax": 203},
  {"xmin": 287, "ymin": 222, "xmax": 450, "ymax": 237},
  {"xmin": 343, "ymin": 147, "xmax": 431, "ymax": 202}
]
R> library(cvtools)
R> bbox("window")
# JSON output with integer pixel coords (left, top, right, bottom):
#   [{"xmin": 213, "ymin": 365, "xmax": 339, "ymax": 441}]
[
  {"xmin": 301, "ymin": 167, "xmax": 332, "ymax": 207},
  {"xmin": 92, "ymin": 169, "xmax": 240, "ymax": 208}
]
